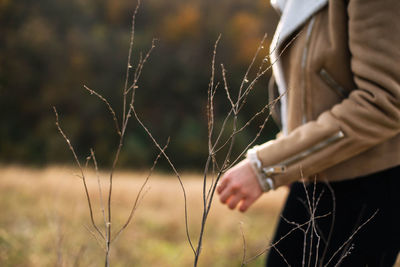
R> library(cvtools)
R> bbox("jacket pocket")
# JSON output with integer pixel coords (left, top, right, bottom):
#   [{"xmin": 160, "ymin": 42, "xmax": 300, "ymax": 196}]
[{"xmin": 319, "ymin": 68, "xmax": 349, "ymax": 98}]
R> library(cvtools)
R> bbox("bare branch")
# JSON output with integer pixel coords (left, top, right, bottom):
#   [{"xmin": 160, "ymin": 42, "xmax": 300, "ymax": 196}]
[
  {"xmin": 244, "ymin": 213, "xmax": 331, "ymax": 264},
  {"xmin": 130, "ymin": 103, "xmax": 196, "ymax": 255},
  {"xmin": 271, "ymin": 243, "xmax": 292, "ymax": 267},
  {"xmin": 90, "ymin": 149, "xmax": 108, "ymax": 240},
  {"xmin": 54, "ymin": 107, "xmax": 105, "ymax": 241},
  {"xmin": 124, "ymin": 39, "xmax": 157, "ymax": 129},
  {"xmin": 319, "ymin": 181, "xmax": 336, "ymax": 266},
  {"xmin": 207, "ymin": 35, "xmax": 221, "ymax": 153},
  {"xmin": 240, "ymin": 222, "xmax": 247, "ymax": 267},
  {"xmin": 122, "ymin": 0, "xmax": 141, "ymax": 125},
  {"xmin": 83, "ymin": 225, "xmax": 106, "ymax": 252},
  {"xmin": 126, "ymin": 39, "xmax": 157, "ymax": 96},
  {"xmin": 237, "ymin": 33, "xmax": 268, "ymax": 102},
  {"xmin": 112, "ymin": 140, "xmax": 169, "ymax": 243},
  {"xmin": 84, "ymin": 85, "xmax": 121, "ymax": 136},
  {"xmin": 221, "ymin": 64, "xmax": 236, "ymax": 112},
  {"xmin": 324, "ymin": 210, "xmax": 379, "ymax": 266},
  {"xmin": 212, "ymin": 91, "xmax": 283, "ymax": 158}
]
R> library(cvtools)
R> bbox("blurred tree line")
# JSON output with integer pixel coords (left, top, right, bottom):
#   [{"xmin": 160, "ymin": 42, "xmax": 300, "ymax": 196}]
[{"xmin": 0, "ymin": 0, "xmax": 279, "ymax": 170}]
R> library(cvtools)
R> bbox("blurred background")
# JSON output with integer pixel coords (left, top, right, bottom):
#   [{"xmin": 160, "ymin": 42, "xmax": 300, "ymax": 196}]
[
  {"xmin": 2, "ymin": 1, "xmax": 400, "ymax": 266},
  {"xmin": 0, "ymin": 0, "xmax": 280, "ymax": 170},
  {"xmin": 0, "ymin": 1, "xmax": 291, "ymax": 266}
]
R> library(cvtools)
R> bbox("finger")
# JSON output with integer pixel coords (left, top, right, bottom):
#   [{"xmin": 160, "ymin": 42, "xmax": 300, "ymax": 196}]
[
  {"xmin": 227, "ymin": 194, "xmax": 243, "ymax": 210},
  {"xmin": 238, "ymin": 197, "xmax": 255, "ymax": 213},
  {"xmin": 217, "ymin": 175, "xmax": 230, "ymax": 194},
  {"xmin": 219, "ymin": 184, "xmax": 237, "ymax": 204}
]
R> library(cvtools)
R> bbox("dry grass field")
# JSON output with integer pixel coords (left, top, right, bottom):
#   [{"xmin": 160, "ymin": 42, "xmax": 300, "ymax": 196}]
[
  {"xmin": 0, "ymin": 165, "xmax": 289, "ymax": 267},
  {"xmin": 1, "ymin": 166, "xmax": 399, "ymax": 267}
]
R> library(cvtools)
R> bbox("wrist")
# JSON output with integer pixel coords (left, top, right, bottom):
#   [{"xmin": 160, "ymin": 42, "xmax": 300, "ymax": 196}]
[{"xmin": 246, "ymin": 146, "xmax": 275, "ymax": 192}]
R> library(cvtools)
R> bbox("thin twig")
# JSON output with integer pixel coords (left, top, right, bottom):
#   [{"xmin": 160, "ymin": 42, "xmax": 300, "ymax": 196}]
[
  {"xmin": 191, "ymin": 29, "xmax": 303, "ymax": 266},
  {"xmin": 333, "ymin": 244, "xmax": 354, "ymax": 267},
  {"xmin": 193, "ymin": 33, "xmax": 291, "ymax": 266},
  {"xmin": 84, "ymin": 85, "xmax": 121, "ymax": 136},
  {"xmin": 111, "ymin": 140, "xmax": 169, "ymax": 243},
  {"xmin": 83, "ymin": 225, "xmax": 106, "ymax": 252},
  {"xmin": 324, "ymin": 210, "xmax": 379, "ymax": 266},
  {"xmin": 307, "ymin": 178, "xmax": 317, "ymax": 267},
  {"xmin": 221, "ymin": 64, "xmax": 236, "ymax": 111},
  {"xmin": 212, "ymin": 91, "xmax": 283, "ymax": 157},
  {"xmin": 54, "ymin": 107, "xmax": 105, "ymax": 241},
  {"xmin": 105, "ymin": 4, "xmax": 154, "ymax": 257},
  {"xmin": 319, "ymin": 181, "xmax": 336, "ymax": 266},
  {"xmin": 90, "ymin": 149, "xmax": 108, "ymax": 242},
  {"xmin": 244, "ymin": 213, "xmax": 331, "ymax": 264},
  {"xmin": 125, "ymin": 39, "xmax": 156, "ymax": 127},
  {"xmin": 122, "ymin": 0, "xmax": 141, "ymax": 125},
  {"xmin": 271, "ymin": 243, "xmax": 292, "ymax": 267},
  {"xmin": 131, "ymin": 103, "xmax": 196, "ymax": 255},
  {"xmin": 240, "ymin": 222, "xmax": 247, "ymax": 267},
  {"xmin": 237, "ymin": 33, "xmax": 268, "ymax": 103},
  {"xmin": 207, "ymin": 35, "xmax": 221, "ymax": 152},
  {"xmin": 237, "ymin": 34, "xmax": 269, "ymax": 112}
]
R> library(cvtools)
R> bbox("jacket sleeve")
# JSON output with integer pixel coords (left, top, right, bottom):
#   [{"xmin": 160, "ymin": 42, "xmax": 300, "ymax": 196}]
[{"xmin": 256, "ymin": 0, "xmax": 400, "ymax": 188}]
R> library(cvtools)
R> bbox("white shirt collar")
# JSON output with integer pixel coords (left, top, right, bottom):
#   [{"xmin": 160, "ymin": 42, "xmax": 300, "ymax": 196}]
[
  {"xmin": 270, "ymin": 0, "xmax": 287, "ymax": 13},
  {"xmin": 269, "ymin": 0, "xmax": 328, "ymax": 135}
]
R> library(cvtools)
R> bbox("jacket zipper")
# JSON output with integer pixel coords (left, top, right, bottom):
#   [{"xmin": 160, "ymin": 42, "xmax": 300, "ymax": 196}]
[
  {"xmin": 262, "ymin": 130, "xmax": 345, "ymax": 176},
  {"xmin": 301, "ymin": 17, "xmax": 316, "ymax": 125},
  {"xmin": 319, "ymin": 68, "xmax": 349, "ymax": 98}
]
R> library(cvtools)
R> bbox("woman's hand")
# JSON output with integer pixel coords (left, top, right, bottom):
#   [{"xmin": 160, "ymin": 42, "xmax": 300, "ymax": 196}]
[{"xmin": 217, "ymin": 159, "xmax": 263, "ymax": 212}]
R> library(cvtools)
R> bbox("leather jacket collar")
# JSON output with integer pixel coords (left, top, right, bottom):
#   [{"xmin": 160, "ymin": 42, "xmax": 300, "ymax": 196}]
[{"xmin": 271, "ymin": 0, "xmax": 328, "ymax": 50}]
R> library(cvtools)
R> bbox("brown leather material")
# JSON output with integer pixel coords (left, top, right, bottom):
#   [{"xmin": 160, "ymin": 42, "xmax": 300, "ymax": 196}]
[{"xmin": 257, "ymin": 0, "xmax": 400, "ymax": 188}]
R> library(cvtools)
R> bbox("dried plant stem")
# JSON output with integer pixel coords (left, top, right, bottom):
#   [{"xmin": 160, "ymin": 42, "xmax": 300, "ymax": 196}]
[
  {"xmin": 84, "ymin": 225, "xmax": 106, "ymax": 251},
  {"xmin": 192, "ymin": 33, "xmax": 286, "ymax": 266},
  {"xmin": 112, "ymin": 140, "xmax": 169, "ymax": 243},
  {"xmin": 122, "ymin": 0, "xmax": 141, "ymax": 125},
  {"xmin": 90, "ymin": 149, "xmax": 108, "ymax": 242},
  {"xmin": 324, "ymin": 210, "xmax": 378, "ymax": 266},
  {"xmin": 53, "ymin": 107, "xmax": 104, "ymax": 241},
  {"xmin": 244, "ymin": 176, "xmax": 379, "ymax": 266},
  {"xmin": 319, "ymin": 181, "xmax": 336, "ymax": 267},
  {"xmin": 237, "ymin": 33, "xmax": 268, "ymax": 103},
  {"xmin": 193, "ymin": 30, "xmax": 303, "ymax": 266},
  {"xmin": 244, "ymin": 213, "xmax": 332, "ymax": 264},
  {"xmin": 55, "ymin": 1, "xmax": 161, "ymax": 266},
  {"xmin": 207, "ymin": 35, "xmax": 221, "ymax": 152},
  {"xmin": 271, "ymin": 243, "xmax": 291, "ymax": 267},
  {"xmin": 104, "ymin": 3, "xmax": 154, "ymax": 264},
  {"xmin": 131, "ymin": 103, "xmax": 196, "ymax": 255},
  {"xmin": 240, "ymin": 222, "xmax": 247, "ymax": 267},
  {"xmin": 84, "ymin": 86, "xmax": 121, "ymax": 136}
]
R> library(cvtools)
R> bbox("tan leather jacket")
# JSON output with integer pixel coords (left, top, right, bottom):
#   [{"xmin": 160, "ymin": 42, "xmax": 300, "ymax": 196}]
[{"xmin": 255, "ymin": 0, "xmax": 400, "ymax": 188}]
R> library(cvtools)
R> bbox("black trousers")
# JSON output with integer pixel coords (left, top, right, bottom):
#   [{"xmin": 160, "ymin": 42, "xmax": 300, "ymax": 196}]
[{"xmin": 266, "ymin": 166, "xmax": 400, "ymax": 267}]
